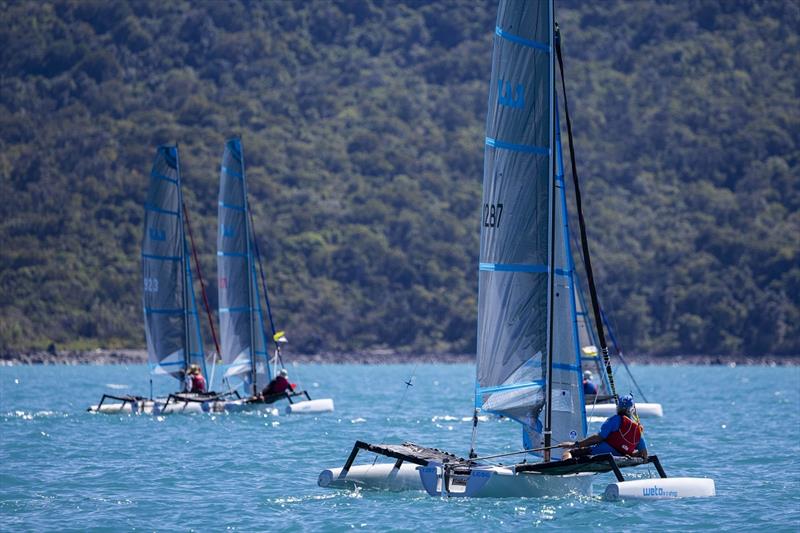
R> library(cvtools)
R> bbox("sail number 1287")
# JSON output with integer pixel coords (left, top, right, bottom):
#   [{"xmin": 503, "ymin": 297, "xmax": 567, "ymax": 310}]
[{"xmin": 483, "ymin": 202, "xmax": 503, "ymax": 228}]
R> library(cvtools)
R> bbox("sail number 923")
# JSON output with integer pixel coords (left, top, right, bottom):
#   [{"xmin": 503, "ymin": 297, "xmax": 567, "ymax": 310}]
[{"xmin": 483, "ymin": 203, "xmax": 504, "ymax": 228}]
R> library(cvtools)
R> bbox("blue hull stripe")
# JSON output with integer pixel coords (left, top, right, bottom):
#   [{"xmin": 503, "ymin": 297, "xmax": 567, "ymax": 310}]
[
  {"xmin": 486, "ymin": 137, "xmax": 549, "ymax": 156},
  {"xmin": 495, "ymin": 26, "xmax": 551, "ymax": 53},
  {"xmin": 217, "ymin": 251, "xmax": 247, "ymax": 257},
  {"xmin": 142, "ymin": 253, "xmax": 181, "ymax": 262},
  {"xmin": 145, "ymin": 204, "xmax": 179, "ymax": 216},
  {"xmin": 221, "ymin": 165, "xmax": 243, "ymax": 179},
  {"xmin": 218, "ymin": 201, "xmax": 245, "ymax": 212}
]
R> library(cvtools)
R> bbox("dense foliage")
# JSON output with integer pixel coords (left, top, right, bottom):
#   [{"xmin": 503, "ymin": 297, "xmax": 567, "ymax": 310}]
[{"xmin": 0, "ymin": 0, "xmax": 797, "ymax": 356}]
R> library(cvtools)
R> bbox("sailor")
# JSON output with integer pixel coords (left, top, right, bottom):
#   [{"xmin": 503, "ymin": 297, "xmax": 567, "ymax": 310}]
[
  {"xmin": 261, "ymin": 368, "xmax": 294, "ymax": 397},
  {"xmin": 561, "ymin": 394, "xmax": 647, "ymax": 460},
  {"xmin": 187, "ymin": 364, "xmax": 207, "ymax": 393},
  {"xmin": 582, "ymin": 370, "xmax": 598, "ymax": 395}
]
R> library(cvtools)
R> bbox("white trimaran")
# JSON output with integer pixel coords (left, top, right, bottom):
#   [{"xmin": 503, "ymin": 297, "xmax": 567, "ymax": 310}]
[
  {"xmin": 319, "ymin": 0, "xmax": 712, "ymax": 499},
  {"xmin": 90, "ymin": 142, "xmax": 333, "ymax": 415}
]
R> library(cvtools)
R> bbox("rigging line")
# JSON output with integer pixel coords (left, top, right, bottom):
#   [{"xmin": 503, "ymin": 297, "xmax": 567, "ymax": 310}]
[
  {"xmin": 182, "ymin": 202, "xmax": 222, "ymax": 361},
  {"xmin": 248, "ymin": 208, "xmax": 285, "ymax": 371},
  {"xmin": 174, "ymin": 145, "xmax": 192, "ymax": 390},
  {"xmin": 555, "ymin": 24, "xmax": 617, "ymax": 401}
]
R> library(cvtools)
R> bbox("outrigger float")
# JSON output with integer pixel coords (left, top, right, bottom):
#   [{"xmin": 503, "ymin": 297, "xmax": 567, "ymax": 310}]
[
  {"xmin": 318, "ymin": 441, "xmax": 714, "ymax": 500},
  {"xmin": 319, "ymin": 0, "xmax": 712, "ymax": 499},
  {"xmin": 88, "ymin": 388, "xmax": 328, "ymax": 415}
]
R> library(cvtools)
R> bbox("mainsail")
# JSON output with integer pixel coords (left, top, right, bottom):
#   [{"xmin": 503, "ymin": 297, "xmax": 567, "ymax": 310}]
[
  {"xmin": 217, "ymin": 138, "xmax": 271, "ymax": 394},
  {"xmin": 142, "ymin": 145, "xmax": 206, "ymax": 381},
  {"xmin": 476, "ymin": 0, "xmax": 584, "ymax": 449}
]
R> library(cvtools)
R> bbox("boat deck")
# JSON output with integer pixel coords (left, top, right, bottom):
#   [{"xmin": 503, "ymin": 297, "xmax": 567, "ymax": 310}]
[{"xmin": 339, "ymin": 440, "xmax": 666, "ymax": 483}]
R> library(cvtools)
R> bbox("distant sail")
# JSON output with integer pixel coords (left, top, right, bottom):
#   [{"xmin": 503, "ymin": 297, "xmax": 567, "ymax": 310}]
[
  {"xmin": 217, "ymin": 138, "xmax": 271, "ymax": 394},
  {"xmin": 142, "ymin": 146, "xmax": 205, "ymax": 380},
  {"xmin": 476, "ymin": 1, "xmax": 553, "ymax": 423}
]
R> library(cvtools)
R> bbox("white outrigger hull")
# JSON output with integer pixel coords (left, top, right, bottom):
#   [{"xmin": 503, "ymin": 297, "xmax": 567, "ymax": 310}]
[
  {"xmin": 87, "ymin": 398, "xmax": 279, "ymax": 415},
  {"xmin": 318, "ymin": 463, "xmax": 424, "ymax": 491},
  {"xmin": 419, "ymin": 464, "xmax": 594, "ymax": 498},
  {"xmin": 586, "ymin": 402, "xmax": 663, "ymax": 418},
  {"xmin": 604, "ymin": 477, "xmax": 716, "ymax": 500},
  {"xmin": 285, "ymin": 398, "xmax": 335, "ymax": 415}
]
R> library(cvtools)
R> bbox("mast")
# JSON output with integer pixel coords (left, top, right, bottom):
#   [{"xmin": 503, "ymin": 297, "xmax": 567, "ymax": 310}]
[
  {"xmin": 240, "ymin": 143, "xmax": 258, "ymax": 396},
  {"xmin": 543, "ymin": 0, "xmax": 556, "ymax": 462},
  {"xmin": 175, "ymin": 145, "xmax": 192, "ymax": 388}
]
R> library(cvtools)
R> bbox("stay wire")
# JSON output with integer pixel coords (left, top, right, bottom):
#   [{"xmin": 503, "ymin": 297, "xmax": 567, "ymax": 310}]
[{"xmin": 555, "ymin": 24, "xmax": 617, "ymax": 401}]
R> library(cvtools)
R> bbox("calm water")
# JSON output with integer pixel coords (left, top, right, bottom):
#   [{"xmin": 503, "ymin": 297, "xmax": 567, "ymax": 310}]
[{"xmin": 1, "ymin": 363, "xmax": 798, "ymax": 531}]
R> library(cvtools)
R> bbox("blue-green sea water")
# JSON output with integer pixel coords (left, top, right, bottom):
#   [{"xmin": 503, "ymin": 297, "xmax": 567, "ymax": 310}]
[{"xmin": 1, "ymin": 363, "xmax": 799, "ymax": 531}]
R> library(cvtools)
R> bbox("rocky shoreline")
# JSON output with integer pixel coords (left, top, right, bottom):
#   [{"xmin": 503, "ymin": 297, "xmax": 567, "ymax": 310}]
[{"xmin": 1, "ymin": 348, "xmax": 797, "ymax": 366}]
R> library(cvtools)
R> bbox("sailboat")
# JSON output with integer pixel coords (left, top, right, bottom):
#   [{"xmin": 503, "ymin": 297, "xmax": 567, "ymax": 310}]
[
  {"xmin": 318, "ymin": 0, "xmax": 712, "ymax": 499},
  {"xmin": 90, "ymin": 145, "xmax": 235, "ymax": 414},
  {"xmin": 576, "ymin": 277, "xmax": 664, "ymax": 418},
  {"xmin": 216, "ymin": 138, "xmax": 333, "ymax": 415}
]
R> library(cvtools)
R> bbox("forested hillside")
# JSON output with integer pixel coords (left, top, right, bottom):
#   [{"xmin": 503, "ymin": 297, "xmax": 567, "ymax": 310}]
[{"xmin": 1, "ymin": 0, "xmax": 797, "ymax": 357}]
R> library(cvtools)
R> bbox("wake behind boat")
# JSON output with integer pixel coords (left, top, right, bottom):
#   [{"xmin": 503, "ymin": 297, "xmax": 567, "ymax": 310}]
[{"xmin": 319, "ymin": 0, "xmax": 711, "ymax": 499}]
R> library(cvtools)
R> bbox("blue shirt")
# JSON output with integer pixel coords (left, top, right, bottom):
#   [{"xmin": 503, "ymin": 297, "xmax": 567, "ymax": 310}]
[
  {"xmin": 591, "ymin": 414, "xmax": 647, "ymax": 456},
  {"xmin": 583, "ymin": 380, "xmax": 598, "ymax": 395}
]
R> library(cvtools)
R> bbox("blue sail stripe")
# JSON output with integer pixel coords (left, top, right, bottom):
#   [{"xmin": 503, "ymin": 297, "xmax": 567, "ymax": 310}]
[
  {"xmin": 485, "ymin": 137, "xmax": 550, "ymax": 155},
  {"xmin": 221, "ymin": 165, "xmax": 243, "ymax": 179},
  {"xmin": 479, "ymin": 262, "xmax": 548, "ymax": 273},
  {"xmin": 141, "ymin": 253, "xmax": 181, "ymax": 262},
  {"xmin": 495, "ymin": 26, "xmax": 551, "ymax": 52},
  {"xmin": 144, "ymin": 204, "xmax": 179, "ymax": 216},
  {"xmin": 555, "ymin": 268, "xmax": 572, "ymax": 277},
  {"xmin": 153, "ymin": 360, "xmax": 184, "ymax": 367},
  {"xmin": 218, "ymin": 201, "xmax": 245, "ymax": 212},
  {"xmin": 476, "ymin": 380, "xmax": 545, "ymax": 395},
  {"xmin": 217, "ymin": 251, "xmax": 247, "ymax": 257},
  {"xmin": 151, "ymin": 171, "xmax": 178, "ymax": 185},
  {"xmin": 144, "ymin": 307, "xmax": 183, "ymax": 315},
  {"xmin": 553, "ymin": 363, "xmax": 580, "ymax": 372},
  {"xmin": 219, "ymin": 306, "xmax": 250, "ymax": 313}
]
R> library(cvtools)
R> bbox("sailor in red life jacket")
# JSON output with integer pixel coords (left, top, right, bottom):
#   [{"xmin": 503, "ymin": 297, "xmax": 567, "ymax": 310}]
[
  {"xmin": 261, "ymin": 368, "xmax": 294, "ymax": 397},
  {"xmin": 186, "ymin": 364, "xmax": 207, "ymax": 393},
  {"xmin": 560, "ymin": 394, "xmax": 647, "ymax": 460}
]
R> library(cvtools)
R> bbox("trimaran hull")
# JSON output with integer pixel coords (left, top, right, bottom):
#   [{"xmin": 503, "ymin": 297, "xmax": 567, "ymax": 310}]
[
  {"xmin": 88, "ymin": 396, "xmax": 333, "ymax": 415},
  {"xmin": 318, "ymin": 462, "xmax": 594, "ymax": 498},
  {"xmin": 586, "ymin": 402, "xmax": 663, "ymax": 418}
]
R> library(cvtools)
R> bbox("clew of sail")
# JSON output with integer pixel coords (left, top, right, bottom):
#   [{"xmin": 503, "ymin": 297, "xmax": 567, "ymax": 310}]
[
  {"xmin": 142, "ymin": 146, "xmax": 206, "ymax": 381},
  {"xmin": 217, "ymin": 138, "xmax": 271, "ymax": 394}
]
